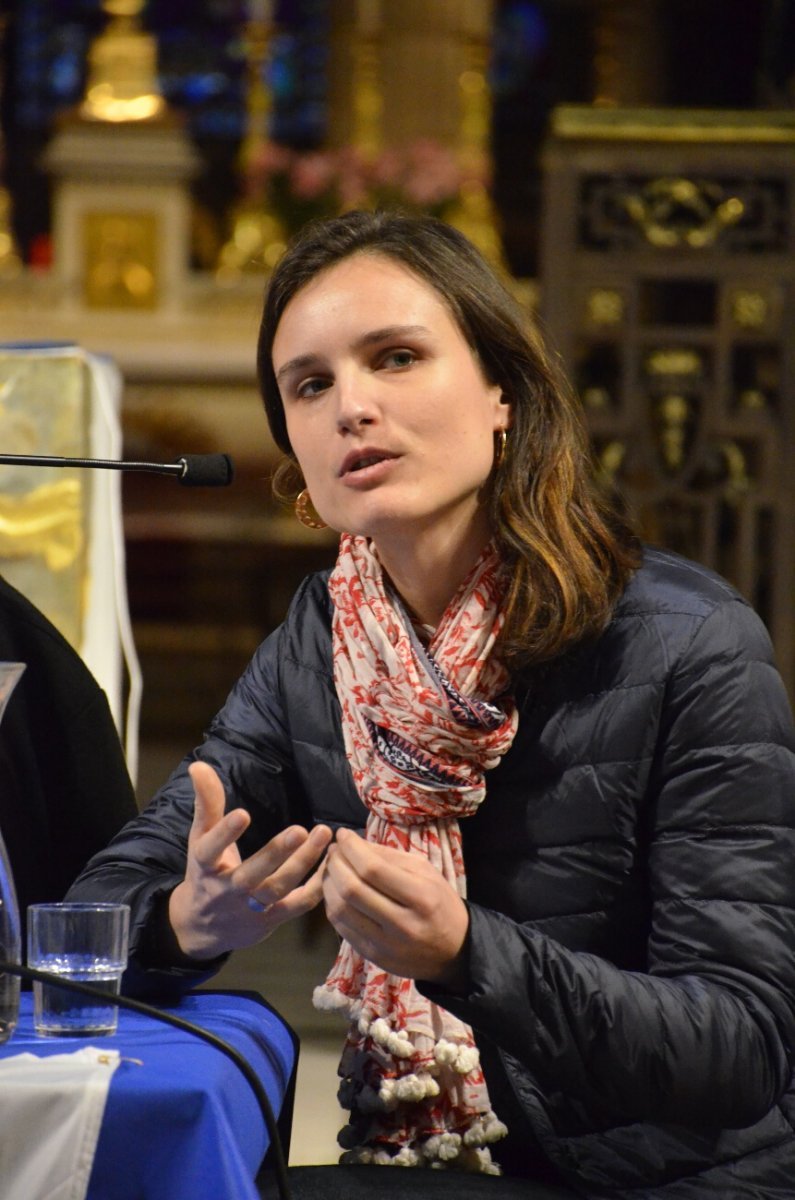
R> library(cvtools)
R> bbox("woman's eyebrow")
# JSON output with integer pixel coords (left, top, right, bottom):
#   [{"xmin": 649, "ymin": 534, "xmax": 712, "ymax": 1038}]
[
  {"xmin": 275, "ymin": 353, "xmax": 322, "ymax": 385},
  {"xmin": 354, "ymin": 324, "xmax": 431, "ymax": 348},
  {"xmin": 275, "ymin": 325, "xmax": 431, "ymax": 384}
]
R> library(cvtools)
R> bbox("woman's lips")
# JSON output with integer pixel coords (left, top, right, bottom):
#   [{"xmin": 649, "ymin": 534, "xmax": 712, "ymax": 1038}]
[{"xmin": 339, "ymin": 451, "xmax": 400, "ymax": 487}]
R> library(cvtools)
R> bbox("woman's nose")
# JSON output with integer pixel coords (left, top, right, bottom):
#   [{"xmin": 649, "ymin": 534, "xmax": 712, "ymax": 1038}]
[{"xmin": 335, "ymin": 371, "xmax": 378, "ymax": 434}]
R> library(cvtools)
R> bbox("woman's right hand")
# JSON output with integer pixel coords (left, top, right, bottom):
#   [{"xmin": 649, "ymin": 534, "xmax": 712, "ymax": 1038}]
[{"xmin": 168, "ymin": 761, "xmax": 332, "ymax": 960}]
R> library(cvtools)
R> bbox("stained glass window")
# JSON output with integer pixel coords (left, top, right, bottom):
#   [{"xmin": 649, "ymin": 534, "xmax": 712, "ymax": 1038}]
[{"xmin": 0, "ymin": 0, "xmax": 329, "ymax": 262}]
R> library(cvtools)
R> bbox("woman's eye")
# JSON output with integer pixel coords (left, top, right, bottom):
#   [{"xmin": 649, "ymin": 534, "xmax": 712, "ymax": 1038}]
[
  {"xmin": 382, "ymin": 349, "xmax": 416, "ymax": 370},
  {"xmin": 296, "ymin": 376, "xmax": 329, "ymax": 399}
]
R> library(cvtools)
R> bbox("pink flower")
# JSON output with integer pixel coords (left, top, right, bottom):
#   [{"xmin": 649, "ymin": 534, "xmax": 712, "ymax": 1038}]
[
  {"xmin": 289, "ymin": 151, "xmax": 337, "ymax": 200},
  {"xmin": 240, "ymin": 136, "xmax": 488, "ymax": 232},
  {"xmin": 369, "ymin": 147, "xmax": 403, "ymax": 188},
  {"xmin": 401, "ymin": 141, "xmax": 463, "ymax": 206},
  {"xmin": 250, "ymin": 140, "xmax": 292, "ymax": 177},
  {"xmin": 334, "ymin": 146, "xmax": 371, "ymax": 208},
  {"xmin": 243, "ymin": 141, "xmax": 294, "ymax": 199}
]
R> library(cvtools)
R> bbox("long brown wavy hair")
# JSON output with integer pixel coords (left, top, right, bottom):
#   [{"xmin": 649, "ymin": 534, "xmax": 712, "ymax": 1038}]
[{"xmin": 257, "ymin": 210, "xmax": 640, "ymax": 673}]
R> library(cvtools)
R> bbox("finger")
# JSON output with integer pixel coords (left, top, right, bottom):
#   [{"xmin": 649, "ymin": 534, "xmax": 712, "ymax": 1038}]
[
  {"xmin": 237, "ymin": 825, "xmax": 309, "ymax": 887},
  {"xmin": 322, "ymin": 867, "xmax": 385, "ymax": 953},
  {"xmin": 324, "ymin": 842, "xmax": 396, "ymax": 926},
  {"xmin": 241, "ymin": 824, "xmax": 332, "ymax": 904},
  {"xmin": 323, "ymin": 856, "xmax": 468, "ymax": 982},
  {"xmin": 259, "ymin": 861, "xmax": 329, "ymax": 933},
  {"xmin": 300, "ymin": 858, "xmax": 328, "ymax": 908},
  {"xmin": 188, "ymin": 762, "xmax": 250, "ymax": 867},
  {"xmin": 333, "ymin": 829, "xmax": 421, "ymax": 908},
  {"xmin": 188, "ymin": 761, "xmax": 226, "ymax": 836}
]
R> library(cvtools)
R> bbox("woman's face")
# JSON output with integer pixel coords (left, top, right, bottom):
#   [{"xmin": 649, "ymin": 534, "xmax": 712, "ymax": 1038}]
[{"xmin": 272, "ymin": 252, "xmax": 510, "ymax": 552}]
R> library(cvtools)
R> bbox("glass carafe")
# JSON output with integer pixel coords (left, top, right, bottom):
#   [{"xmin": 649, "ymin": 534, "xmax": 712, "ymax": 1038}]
[{"xmin": 0, "ymin": 662, "xmax": 26, "ymax": 1042}]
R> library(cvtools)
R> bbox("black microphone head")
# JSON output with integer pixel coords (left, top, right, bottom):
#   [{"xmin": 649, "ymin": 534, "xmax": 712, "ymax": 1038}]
[{"xmin": 177, "ymin": 454, "xmax": 235, "ymax": 487}]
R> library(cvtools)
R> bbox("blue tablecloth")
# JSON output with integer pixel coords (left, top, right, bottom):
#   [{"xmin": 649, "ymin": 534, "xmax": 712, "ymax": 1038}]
[{"xmin": 4, "ymin": 990, "xmax": 297, "ymax": 1200}]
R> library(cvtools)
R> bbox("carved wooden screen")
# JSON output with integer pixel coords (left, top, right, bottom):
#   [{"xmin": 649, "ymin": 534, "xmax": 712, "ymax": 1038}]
[{"xmin": 539, "ymin": 105, "xmax": 795, "ymax": 701}]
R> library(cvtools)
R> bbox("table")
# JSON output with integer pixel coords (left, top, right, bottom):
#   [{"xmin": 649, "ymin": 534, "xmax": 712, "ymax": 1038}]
[{"xmin": 2, "ymin": 989, "xmax": 297, "ymax": 1200}]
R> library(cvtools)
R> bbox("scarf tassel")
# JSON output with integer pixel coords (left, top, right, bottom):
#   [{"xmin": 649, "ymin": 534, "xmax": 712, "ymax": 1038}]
[{"xmin": 316, "ymin": 983, "xmax": 508, "ymax": 1172}]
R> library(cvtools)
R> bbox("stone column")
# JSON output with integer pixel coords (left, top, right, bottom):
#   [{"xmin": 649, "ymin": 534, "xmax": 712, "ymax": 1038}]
[
  {"xmin": 592, "ymin": 0, "xmax": 665, "ymax": 106},
  {"xmin": 327, "ymin": 0, "xmax": 493, "ymax": 149}
]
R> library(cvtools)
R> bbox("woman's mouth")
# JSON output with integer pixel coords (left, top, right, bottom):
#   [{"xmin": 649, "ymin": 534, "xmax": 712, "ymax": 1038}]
[
  {"xmin": 350, "ymin": 454, "xmax": 386, "ymax": 472},
  {"xmin": 339, "ymin": 449, "xmax": 400, "ymax": 485}
]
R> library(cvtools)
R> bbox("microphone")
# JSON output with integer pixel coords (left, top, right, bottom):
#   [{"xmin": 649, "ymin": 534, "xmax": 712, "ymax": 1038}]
[
  {"xmin": 0, "ymin": 959, "xmax": 292, "ymax": 1200},
  {"xmin": 0, "ymin": 452, "xmax": 235, "ymax": 488}
]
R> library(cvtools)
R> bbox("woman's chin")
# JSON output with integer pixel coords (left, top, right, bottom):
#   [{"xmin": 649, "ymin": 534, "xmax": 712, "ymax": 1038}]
[{"xmin": 327, "ymin": 504, "xmax": 406, "ymax": 541}]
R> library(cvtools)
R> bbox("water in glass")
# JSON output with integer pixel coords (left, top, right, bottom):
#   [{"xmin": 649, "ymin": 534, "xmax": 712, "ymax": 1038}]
[{"xmin": 32, "ymin": 953, "xmax": 124, "ymax": 1036}]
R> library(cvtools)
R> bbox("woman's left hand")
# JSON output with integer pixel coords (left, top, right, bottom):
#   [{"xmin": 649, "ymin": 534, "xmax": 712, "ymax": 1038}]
[{"xmin": 322, "ymin": 828, "xmax": 470, "ymax": 986}]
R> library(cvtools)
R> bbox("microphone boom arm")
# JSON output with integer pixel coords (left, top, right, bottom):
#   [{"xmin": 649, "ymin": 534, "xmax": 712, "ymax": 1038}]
[
  {"xmin": 0, "ymin": 453, "xmax": 182, "ymax": 477},
  {"xmin": 0, "ymin": 452, "xmax": 235, "ymax": 487}
]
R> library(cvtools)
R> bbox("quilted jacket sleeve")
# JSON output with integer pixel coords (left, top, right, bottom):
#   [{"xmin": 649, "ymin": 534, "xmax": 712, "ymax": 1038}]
[
  {"xmin": 422, "ymin": 596, "xmax": 795, "ymax": 1130},
  {"xmin": 67, "ymin": 616, "xmax": 308, "ymax": 998}
]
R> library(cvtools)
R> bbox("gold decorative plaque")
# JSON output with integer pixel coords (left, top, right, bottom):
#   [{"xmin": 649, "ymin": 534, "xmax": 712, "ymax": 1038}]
[{"xmin": 83, "ymin": 210, "xmax": 158, "ymax": 309}]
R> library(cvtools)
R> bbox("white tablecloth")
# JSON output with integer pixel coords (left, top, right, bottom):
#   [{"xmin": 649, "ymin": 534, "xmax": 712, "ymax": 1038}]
[{"xmin": 0, "ymin": 1046, "xmax": 120, "ymax": 1200}]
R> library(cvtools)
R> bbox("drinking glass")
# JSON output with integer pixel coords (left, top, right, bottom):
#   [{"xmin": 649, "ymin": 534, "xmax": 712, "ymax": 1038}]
[{"xmin": 27, "ymin": 902, "xmax": 130, "ymax": 1036}]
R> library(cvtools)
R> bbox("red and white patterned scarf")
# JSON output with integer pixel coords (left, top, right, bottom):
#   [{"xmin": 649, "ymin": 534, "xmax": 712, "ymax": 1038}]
[{"xmin": 313, "ymin": 532, "xmax": 518, "ymax": 1172}]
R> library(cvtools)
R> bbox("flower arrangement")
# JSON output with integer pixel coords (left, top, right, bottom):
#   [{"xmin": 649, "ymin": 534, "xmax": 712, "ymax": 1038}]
[{"xmin": 242, "ymin": 137, "xmax": 489, "ymax": 236}]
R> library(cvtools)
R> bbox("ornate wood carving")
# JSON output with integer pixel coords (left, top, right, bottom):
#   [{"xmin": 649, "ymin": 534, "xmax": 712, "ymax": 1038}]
[{"xmin": 540, "ymin": 106, "xmax": 795, "ymax": 699}]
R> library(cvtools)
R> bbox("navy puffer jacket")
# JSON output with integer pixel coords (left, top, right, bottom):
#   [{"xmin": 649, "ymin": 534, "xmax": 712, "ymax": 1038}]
[{"xmin": 69, "ymin": 547, "xmax": 795, "ymax": 1196}]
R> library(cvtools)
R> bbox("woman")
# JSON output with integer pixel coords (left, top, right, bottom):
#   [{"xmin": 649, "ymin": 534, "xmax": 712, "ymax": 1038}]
[{"xmin": 69, "ymin": 211, "xmax": 795, "ymax": 1196}]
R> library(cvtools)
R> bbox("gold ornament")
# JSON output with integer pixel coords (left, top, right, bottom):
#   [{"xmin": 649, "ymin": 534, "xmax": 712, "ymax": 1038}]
[
  {"xmin": 80, "ymin": 0, "xmax": 166, "ymax": 124},
  {"xmin": 494, "ymin": 428, "xmax": 508, "ymax": 470},
  {"xmin": 295, "ymin": 489, "xmax": 327, "ymax": 529}
]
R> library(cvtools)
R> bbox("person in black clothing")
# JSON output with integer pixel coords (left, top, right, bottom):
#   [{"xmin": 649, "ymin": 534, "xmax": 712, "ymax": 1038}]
[{"xmin": 0, "ymin": 572, "xmax": 137, "ymax": 931}]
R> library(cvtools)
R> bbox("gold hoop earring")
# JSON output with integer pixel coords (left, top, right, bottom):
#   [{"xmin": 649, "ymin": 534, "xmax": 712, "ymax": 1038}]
[
  {"xmin": 494, "ymin": 429, "xmax": 508, "ymax": 470},
  {"xmin": 295, "ymin": 489, "xmax": 327, "ymax": 530}
]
